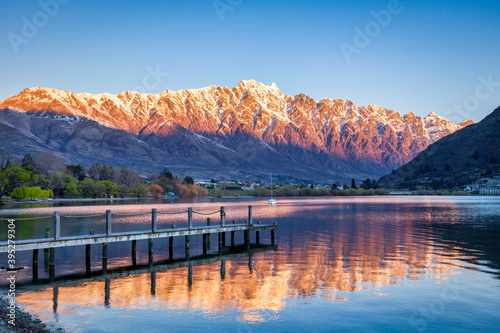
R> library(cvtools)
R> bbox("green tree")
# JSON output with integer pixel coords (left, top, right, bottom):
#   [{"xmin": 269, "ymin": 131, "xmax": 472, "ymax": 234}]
[
  {"xmin": 66, "ymin": 164, "xmax": 86, "ymax": 181},
  {"xmin": 351, "ymin": 179, "xmax": 357, "ymax": 189},
  {"xmin": 78, "ymin": 178, "xmax": 95, "ymax": 198},
  {"xmin": 49, "ymin": 172, "xmax": 77, "ymax": 198},
  {"xmin": 184, "ymin": 176, "xmax": 194, "ymax": 185},
  {"xmin": 99, "ymin": 180, "xmax": 117, "ymax": 197},
  {"xmin": 131, "ymin": 183, "xmax": 150, "ymax": 198},
  {"xmin": 161, "ymin": 168, "xmax": 173, "ymax": 179}
]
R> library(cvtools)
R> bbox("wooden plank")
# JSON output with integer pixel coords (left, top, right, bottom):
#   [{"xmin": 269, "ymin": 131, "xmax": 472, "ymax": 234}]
[{"xmin": 0, "ymin": 224, "xmax": 277, "ymax": 252}]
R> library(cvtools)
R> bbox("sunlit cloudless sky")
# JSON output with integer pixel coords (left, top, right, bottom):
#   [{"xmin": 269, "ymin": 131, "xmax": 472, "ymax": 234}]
[{"xmin": 0, "ymin": 0, "xmax": 499, "ymax": 122}]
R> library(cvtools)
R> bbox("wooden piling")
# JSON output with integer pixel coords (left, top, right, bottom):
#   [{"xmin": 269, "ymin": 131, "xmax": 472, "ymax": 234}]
[
  {"xmin": 220, "ymin": 207, "xmax": 226, "ymax": 226},
  {"xmin": 203, "ymin": 234, "xmax": 207, "ymax": 255},
  {"xmin": 218, "ymin": 232, "xmax": 223, "ymax": 254},
  {"xmin": 106, "ymin": 210, "xmax": 112, "ymax": 236},
  {"xmin": 221, "ymin": 232, "xmax": 226, "ymax": 246},
  {"xmin": 188, "ymin": 264, "xmax": 193, "ymax": 287},
  {"xmin": 248, "ymin": 206, "xmax": 253, "ymax": 225},
  {"xmin": 207, "ymin": 218, "xmax": 211, "ymax": 249},
  {"xmin": 53, "ymin": 212, "xmax": 60, "ymax": 240},
  {"xmin": 151, "ymin": 270, "xmax": 156, "ymax": 296},
  {"xmin": 102, "ymin": 243, "xmax": 108, "ymax": 274},
  {"xmin": 49, "ymin": 248, "xmax": 55, "ymax": 282},
  {"xmin": 44, "ymin": 228, "xmax": 50, "ymax": 254},
  {"xmin": 188, "ymin": 207, "xmax": 193, "ymax": 230},
  {"xmin": 220, "ymin": 260, "xmax": 226, "ymax": 280},
  {"xmin": 148, "ymin": 238, "xmax": 153, "ymax": 265},
  {"xmin": 32, "ymin": 249, "xmax": 38, "ymax": 282},
  {"xmin": 271, "ymin": 229, "xmax": 275, "ymax": 245},
  {"xmin": 185, "ymin": 235, "xmax": 190, "ymax": 258},
  {"xmin": 231, "ymin": 220, "xmax": 235, "ymax": 247},
  {"xmin": 85, "ymin": 244, "xmax": 91, "ymax": 275},
  {"xmin": 104, "ymin": 278, "xmax": 110, "ymax": 307},
  {"xmin": 168, "ymin": 236, "xmax": 173, "ymax": 261},
  {"xmin": 53, "ymin": 286, "xmax": 59, "ymax": 313},
  {"xmin": 131, "ymin": 240, "xmax": 137, "ymax": 266},
  {"xmin": 151, "ymin": 209, "xmax": 157, "ymax": 233}
]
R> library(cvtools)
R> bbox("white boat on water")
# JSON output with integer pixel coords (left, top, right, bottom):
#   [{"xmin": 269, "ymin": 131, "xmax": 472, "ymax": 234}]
[{"xmin": 268, "ymin": 173, "xmax": 277, "ymax": 204}]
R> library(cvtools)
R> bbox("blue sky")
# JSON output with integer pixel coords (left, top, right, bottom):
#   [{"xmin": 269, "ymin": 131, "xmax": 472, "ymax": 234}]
[{"xmin": 0, "ymin": 0, "xmax": 499, "ymax": 122}]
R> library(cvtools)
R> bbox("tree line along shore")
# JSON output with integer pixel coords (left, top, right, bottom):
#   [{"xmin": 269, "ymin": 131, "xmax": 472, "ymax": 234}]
[{"xmin": 1, "ymin": 153, "xmax": 475, "ymax": 203}]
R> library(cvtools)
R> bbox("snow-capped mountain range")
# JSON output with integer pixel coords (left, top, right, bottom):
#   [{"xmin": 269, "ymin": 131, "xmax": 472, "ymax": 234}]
[{"xmin": 0, "ymin": 80, "xmax": 473, "ymax": 182}]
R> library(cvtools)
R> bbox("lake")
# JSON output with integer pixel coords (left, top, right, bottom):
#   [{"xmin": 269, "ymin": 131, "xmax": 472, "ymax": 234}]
[{"xmin": 1, "ymin": 196, "xmax": 500, "ymax": 332}]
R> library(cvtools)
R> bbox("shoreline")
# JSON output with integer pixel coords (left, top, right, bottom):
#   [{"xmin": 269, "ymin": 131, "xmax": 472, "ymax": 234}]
[{"xmin": 0, "ymin": 297, "xmax": 62, "ymax": 333}]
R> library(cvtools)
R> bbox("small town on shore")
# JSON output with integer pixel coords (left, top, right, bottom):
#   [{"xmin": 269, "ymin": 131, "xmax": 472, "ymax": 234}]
[{"xmin": 2, "ymin": 153, "xmax": 499, "ymax": 204}]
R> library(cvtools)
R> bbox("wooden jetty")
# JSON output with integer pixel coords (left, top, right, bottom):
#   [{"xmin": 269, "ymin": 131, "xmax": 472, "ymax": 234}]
[{"xmin": 0, "ymin": 206, "xmax": 277, "ymax": 281}]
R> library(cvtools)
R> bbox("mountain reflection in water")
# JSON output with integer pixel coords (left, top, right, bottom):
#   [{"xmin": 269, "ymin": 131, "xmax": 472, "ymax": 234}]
[{"xmin": 2, "ymin": 196, "xmax": 500, "ymax": 331}]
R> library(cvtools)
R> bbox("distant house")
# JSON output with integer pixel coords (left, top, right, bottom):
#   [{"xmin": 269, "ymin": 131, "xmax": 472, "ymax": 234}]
[
  {"xmin": 241, "ymin": 184, "xmax": 255, "ymax": 191},
  {"xmin": 479, "ymin": 186, "xmax": 500, "ymax": 195}
]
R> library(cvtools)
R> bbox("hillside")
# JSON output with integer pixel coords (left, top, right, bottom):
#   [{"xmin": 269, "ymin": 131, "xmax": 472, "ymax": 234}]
[{"xmin": 379, "ymin": 106, "xmax": 500, "ymax": 189}]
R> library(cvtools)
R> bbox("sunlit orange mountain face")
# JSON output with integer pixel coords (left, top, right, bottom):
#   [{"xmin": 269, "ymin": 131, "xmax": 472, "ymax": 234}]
[{"xmin": 0, "ymin": 81, "xmax": 472, "ymax": 182}]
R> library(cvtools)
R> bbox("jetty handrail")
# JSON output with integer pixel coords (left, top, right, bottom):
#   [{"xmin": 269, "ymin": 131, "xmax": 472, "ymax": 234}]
[
  {"xmin": 157, "ymin": 210, "xmax": 189, "ymax": 215},
  {"xmin": 0, "ymin": 215, "xmax": 54, "ymax": 221},
  {"xmin": 111, "ymin": 212, "xmax": 151, "ymax": 217},
  {"xmin": 192, "ymin": 209, "xmax": 221, "ymax": 216},
  {"xmin": 0, "ymin": 206, "xmax": 258, "ymax": 241},
  {"xmin": 61, "ymin": 214, "xmax": 106, "ymax": 218}
]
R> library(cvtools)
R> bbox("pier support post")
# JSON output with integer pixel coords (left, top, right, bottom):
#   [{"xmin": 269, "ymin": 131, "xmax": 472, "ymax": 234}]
[
  {"xmin": 54, "ymin": 212, "xmax": 60, "ymax": 240},
  {"xmin": 44, "ymin": 227, "xmax": 50, "ymax": 255},
  {"xmin": 231, "ymin": 220, "xmax": 235, "ymax": 247},
  {"xmin": 248, "ymin": 206, "xmax": 252, "ymax": 225},
  {"xmin": 221, "ymin": 232, "xmax": 226, "ymax": 247},
  {"xmin": 248, "ymin": 254, "xmax": 253, "ymax": 274},
  {"xmin": 106, "ymin": 210, "xmax": 112, "ymax": 236},
  {"xmin": 220, "ymin": 207, "xmax": 226, "ymax": 227},
  {"xmin": 131, "ymin": 240, "xmax": 137, "ymax": 266},
  {"xmin": 53, "ymin": 286, "xmax": 59, "ymax": 313},
  {"xmin": 218, "ymin": 232, "xmax": 223, "ymax": 255},
  {"xmin": 104, "ymin": 278, "xmax": 110, "ymax": 307},
  {"xmin": 207, "ymin": 218, "xmax": 211, "ymax": 249},
  {"xmin": 86, "ymin": 244, "xmax": 91, "ymax": 275},
  {"xmin": 169, "ymin": 236, "xmax": 173, "ymax": 261},
  {"xmin": 188, "ymin": 208, "xmax": 193, "ymax": 230},
  {"xmin": 185, "ymin": 235, "xmax": 190, "ymax": 259},
  {"xmin": 151, "ymin": 209, "xmax": 157, "ymax": 233},
  {"xmin": 203, "ymin": 233, "xmax": 207, "ymax": 255},
  {"xmin": 151, "ymin": 270, "xmax": 156, "ymax": 296},
  {"xmin": 148, "ymin": 238, "xmax": 154, "ymax": 266},
  {"xmin": 102, "ymin": 243, "xmax": 108, "ymax": 274},
  {"xmin": 32, "ymin": 249, "xmax": 38, "ymax": 282},
  {"xmin": 271, "ymin": 222, "xmax": 276, "ymax": 245},
  {"xmin": 244, "ymin": 230, "xmax": 250, "ymax": 249},
  {"xmin": 220, "ymin": 260, "xmax": 226, "ymax": 280},
  {"xmin": 256, "ymin": 221, "xmax": 261, "ymax": 245},
  {"xmin": 49, "ymin": 247, "xmax": 55, "ymax": 282},
  {"xmin": 188, "ymin": 264, "xmax": 193, "ymax": 288}
]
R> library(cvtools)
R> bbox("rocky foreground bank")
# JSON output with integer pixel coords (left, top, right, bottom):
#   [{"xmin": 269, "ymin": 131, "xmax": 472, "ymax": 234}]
[{"xmin": 0, "ymin": 297, "xmax": 63, "ymax": 333}]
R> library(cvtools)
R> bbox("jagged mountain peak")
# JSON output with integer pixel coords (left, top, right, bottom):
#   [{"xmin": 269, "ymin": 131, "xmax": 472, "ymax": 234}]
[{"xmin": 0, "ymin": 82, "xmax": 474, "ymax": 180}]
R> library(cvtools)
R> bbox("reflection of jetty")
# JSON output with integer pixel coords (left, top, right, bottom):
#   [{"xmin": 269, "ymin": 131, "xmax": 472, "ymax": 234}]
[
  {"xmin": 0, "ymin": 206, "xmax": 277, "ymax": 282},
  {"xmin": 14, "ymin": 245, "xmax": 277, "ymax": 314}
]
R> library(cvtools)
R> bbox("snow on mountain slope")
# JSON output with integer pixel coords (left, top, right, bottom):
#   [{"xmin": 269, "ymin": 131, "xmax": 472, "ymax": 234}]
[{"xmin": 0, "ymin": 80, "xmax": 472, "ymax": 178}]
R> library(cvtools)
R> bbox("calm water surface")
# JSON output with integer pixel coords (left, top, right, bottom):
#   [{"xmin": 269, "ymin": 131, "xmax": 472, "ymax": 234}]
[{"xmin": 1, "ymin": 196, "xmax": 499, "ymax": 332}]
